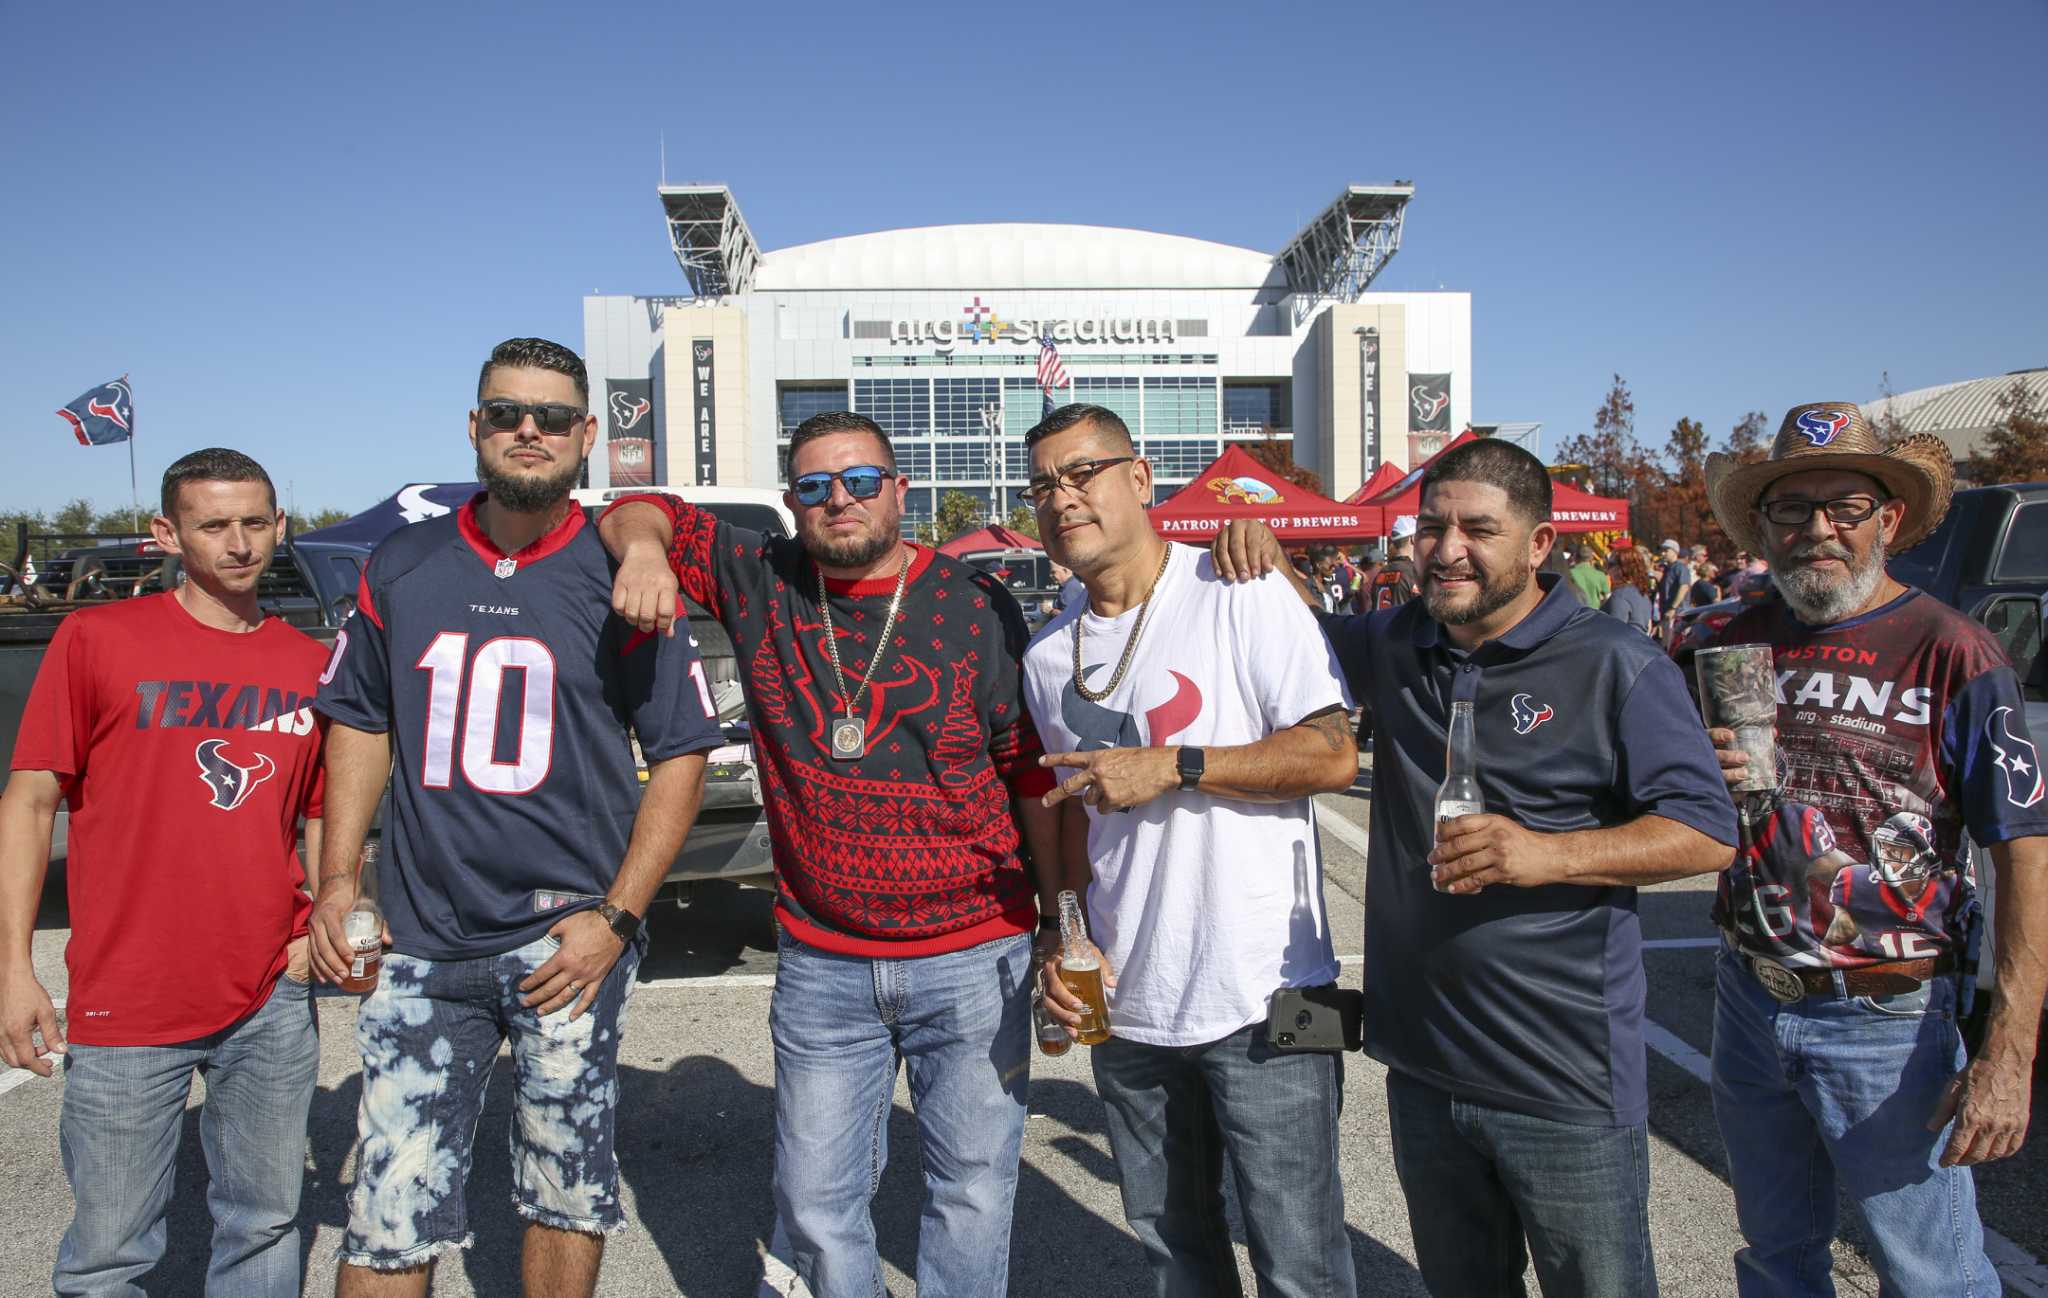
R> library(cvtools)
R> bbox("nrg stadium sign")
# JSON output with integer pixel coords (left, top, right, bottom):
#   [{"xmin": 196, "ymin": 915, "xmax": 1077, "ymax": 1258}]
[{"xmin": 891, "ymin": 296, "xmax": 1176, "ymax": 347}]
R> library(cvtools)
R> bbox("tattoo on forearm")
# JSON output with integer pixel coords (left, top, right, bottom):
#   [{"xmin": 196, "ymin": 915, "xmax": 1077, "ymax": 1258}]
[{"xmin": 1304, "ymin": 708, "xmax": 1351, "ymax": 754}]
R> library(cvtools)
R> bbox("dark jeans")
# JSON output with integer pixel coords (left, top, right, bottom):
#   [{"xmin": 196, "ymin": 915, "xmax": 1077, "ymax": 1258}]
[
  {"xmin": 1385, "ymin": 1069, "xmax": 1657, "ymax": 1298},
  {"xmin": 1090, "ymin": 1023, "xmax": 1354, "ymax": 1298}
]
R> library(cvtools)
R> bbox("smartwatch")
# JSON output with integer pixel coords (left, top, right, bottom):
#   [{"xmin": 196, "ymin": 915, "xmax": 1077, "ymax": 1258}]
[
  {"xmin": 596, "ymin": 902, "xmax": 641, "ymax": 943},
  {"xmin": 1176, "ymin": 746, "xmax": 1205, "ymax": 792}
]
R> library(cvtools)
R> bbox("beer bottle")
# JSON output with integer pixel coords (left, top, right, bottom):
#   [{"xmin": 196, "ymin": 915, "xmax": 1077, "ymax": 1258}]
[
  {"xmin": 1055, "ymin": 889, "xmax": 1112, "ymax": 1045},
  {"xmin": 1433, "ymin": 700, "xmax": 1482, "ymax": 892},
  {"xmin": 338, "ymin": 842, "xmax": 385, "ymax": 995}
]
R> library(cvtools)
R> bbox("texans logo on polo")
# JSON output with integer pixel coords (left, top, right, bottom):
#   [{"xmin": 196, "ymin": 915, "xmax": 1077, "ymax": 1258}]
[
  {"xmin": 1988, "ymin": 706, "xmax": 2045, "ymax": 808},
  {"xmin": 1509, "ymin": 692, "xmax": 1554, "ymax": 735},
  {"xmin": 609, "ymin": 390, "xmax": 651, "ymax": 430},
  {"xmin": 1794, "ymin": 409, "xmax": 1852, "ymax": 447},
  {"xmin": 194, "ymin": 739, "xmax": 276, "ymax": 811}
]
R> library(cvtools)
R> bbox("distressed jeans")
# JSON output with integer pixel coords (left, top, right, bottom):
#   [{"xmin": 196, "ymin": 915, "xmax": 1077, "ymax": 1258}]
[
  {"xmin": 769, "ymin": 929, "xmax": 1032, "ymax": 1298},
  {"xmin": 1711, "ymin": 949, "xmax": 1998, "ymax": 1296},
  {"xmin": 340, "ymin": 932, "xmax": 641, "ymax": 1270},
  {"xmin": 56, "ymin": 971, "xmax": 319, "ymax": 1298}
]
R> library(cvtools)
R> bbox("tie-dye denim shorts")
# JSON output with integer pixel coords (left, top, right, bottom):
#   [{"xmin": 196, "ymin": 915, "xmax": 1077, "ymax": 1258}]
[{"xmin": 338, "ymin": 930, "xmax": 642, "ymax": 1270}]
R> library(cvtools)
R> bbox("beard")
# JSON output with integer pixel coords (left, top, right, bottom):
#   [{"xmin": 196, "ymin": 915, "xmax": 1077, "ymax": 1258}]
[
  {"xmin": 1423, "ymin": 558, "xmax": 1529, "ymax": 627},
  {"xmin": 1770, "ymin": 533, "xmax": 1887, "ymax": 625},
  {"xmin": 807, "ymin": 525, "xmax": 897, "ymax": 570},
  {"xmin": 477, "ymin": 446, "xmax": 582, "ymax": 513}
]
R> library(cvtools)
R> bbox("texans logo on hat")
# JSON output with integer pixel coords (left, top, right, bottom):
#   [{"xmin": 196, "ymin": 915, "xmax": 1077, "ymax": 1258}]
[{"xmin": 1793, "ymin": 409, "xmax": 1852, "ymax": 447}]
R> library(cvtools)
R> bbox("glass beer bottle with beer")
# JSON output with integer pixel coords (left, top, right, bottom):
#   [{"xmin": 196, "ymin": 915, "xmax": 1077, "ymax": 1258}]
[
  {"xmin": 339, "ymin": 842, "xmax": 385, "ymax": 995},
  {"xmin": 1034, "ymin": 991, "xmax": 1072, "ymax": 1057},
  {"xmin": 1056, "ymin": 889, "xmax": 1112, "ymax": 1045},
  {"xmin": 1433, "ymin": 700, "xmax": 1482, "ymax": 892}
]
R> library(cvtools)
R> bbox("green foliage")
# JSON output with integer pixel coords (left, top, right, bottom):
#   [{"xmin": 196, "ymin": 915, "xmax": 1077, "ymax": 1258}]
[
  {"xmin": 916, "ymin": 491, "xmax": 988, "ymax": 545},
  {"xmin": 300, "ymin": 508, "xmax": 353, "ymax": 531},
  {"xmin": 1004, "ymin": 505, "xmax": 1040, "ymax": 540},
  {"xmin": 1969, "ymin": 378, "xmax": 2048, "ymax": 485}
]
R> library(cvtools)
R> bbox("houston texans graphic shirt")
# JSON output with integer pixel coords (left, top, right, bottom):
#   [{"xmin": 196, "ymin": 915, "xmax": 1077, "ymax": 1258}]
[
  {"xmin": 1024, "ymin": 544, "xmax": 1353, "ymax": 1046},
  {"xmin": 13, "ymin": 594, "xmax": 328, "ymax": 1044},
  {"xmin": 1707, "ymin": 587, "xmax": 2048, "ymax": 968},
  {"xmin": 315, "ymin": 500, "xmax": 721, "ymax": 960},
  {"xmin": 602, "ymin": 493, "xmax": 1053, "ymax": 958}
]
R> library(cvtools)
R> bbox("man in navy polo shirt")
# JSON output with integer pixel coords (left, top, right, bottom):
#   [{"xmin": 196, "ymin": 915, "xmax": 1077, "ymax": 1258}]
[{"xmin": 1215, "ymin": 437, "xmax": 1737, "ymax": 1298}]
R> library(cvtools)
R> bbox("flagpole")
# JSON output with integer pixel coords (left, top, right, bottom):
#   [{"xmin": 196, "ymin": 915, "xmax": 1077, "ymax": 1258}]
[{"xmin": 126, "ymin": 374, "xmax": 139, "ymax": 527}]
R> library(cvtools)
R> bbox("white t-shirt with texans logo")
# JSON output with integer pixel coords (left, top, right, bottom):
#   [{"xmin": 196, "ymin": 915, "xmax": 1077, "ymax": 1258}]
[{"xmin": 1022, "ymin": 542, "xmax": 1352, "ymax": 1047}]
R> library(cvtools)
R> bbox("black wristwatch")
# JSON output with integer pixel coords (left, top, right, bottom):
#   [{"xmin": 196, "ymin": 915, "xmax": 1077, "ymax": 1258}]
[
  {"xmin": 1176, "ymin": 746, "xmax": 1205, "ymax": 792},
  {"xmin": 596, "ymin": 902, "xmax": 641, "ymax": 944}
]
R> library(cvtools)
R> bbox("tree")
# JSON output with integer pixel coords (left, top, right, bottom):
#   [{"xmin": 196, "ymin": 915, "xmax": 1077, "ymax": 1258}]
[
  {"xmin": 301, "ymin": 508, "xmax": 354, "ymax": 532},
  {"xmin": 1660, "ymin": 417, "xmax": 1728, "ymax": 555},
  {"xmin": 1969, "ymin": 378, "xmax": 2048, "ymax": 485},
  {"xmin": 1727, "ymin": 410, "xmax": 1770, "ymax": 464},
  {"xmin": 92, "ymin": 506, "xmax": 151, "ymax": 536},
  {"xmin": 52, "ymin": 499, "xmax": 97, "ymax": 537},
  {"xmin": 917, "ymin": 491, "xmax": 986, "ymax": 546},
  {"xmin": 1870, "ymin": 371, "xmax": 1910, "ymax": 445},
  {"xmin": 1003, "ymin": 504, "xmax": 1040, "ymax": 540},
  {"xmin": 1556, "ymin": 375, "xmax": 1644, "ymax": 501},
  {"xmin": 1242, "ymin": 430, "xmax": 1324, "ymax": 496}
]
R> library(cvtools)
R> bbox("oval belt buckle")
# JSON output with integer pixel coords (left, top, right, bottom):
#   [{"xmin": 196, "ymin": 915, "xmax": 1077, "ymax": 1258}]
[{"xmin": 1749, "ymin": 955, "xmax": 1806, "ymax": 1004}]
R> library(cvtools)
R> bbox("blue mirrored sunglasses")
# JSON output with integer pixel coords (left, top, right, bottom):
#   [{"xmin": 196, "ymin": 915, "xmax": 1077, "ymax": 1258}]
[{"xmin": 791, "ymin": 465, "xmax": 890, "ymax": 507}]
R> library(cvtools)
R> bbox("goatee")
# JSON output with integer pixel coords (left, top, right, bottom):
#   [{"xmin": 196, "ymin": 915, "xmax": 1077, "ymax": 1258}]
[
  {"xmin": 478, "ymin": 448, "xmax": 582, "ymax": 513},
  {"xmin": 808, "ymin": 527, "xmax": 897, "ymax": 571},
  {"xmin": 1773, "ymin": 534, "xmax": 1887, "ymax": 626}
]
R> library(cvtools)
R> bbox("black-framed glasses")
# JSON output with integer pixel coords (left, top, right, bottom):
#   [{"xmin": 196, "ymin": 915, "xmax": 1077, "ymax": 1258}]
[
  {"xmin": 791, "ymin": 465, "xmax": 892, "ymax": 507},
  {"xmin": 1019, "ymin": 456, "xmax": 1136, "ymax": 507},
  {"xmin": 1757, "ymin": 496, "xmax": 1885, "ymax": 527},
  {"xmin": 478, "ymin": 400, "xmax": 586, "ymax": 436}
]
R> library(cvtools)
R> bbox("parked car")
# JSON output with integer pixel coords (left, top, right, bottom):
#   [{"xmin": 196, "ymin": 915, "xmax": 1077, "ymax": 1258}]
[
  {"xmin": 956, "ymin": 548, "xmax": 1068, "ymax": 628},
  {"xmin": 569, "ymin": 486, "xmax": 796, "ymax": 900}
]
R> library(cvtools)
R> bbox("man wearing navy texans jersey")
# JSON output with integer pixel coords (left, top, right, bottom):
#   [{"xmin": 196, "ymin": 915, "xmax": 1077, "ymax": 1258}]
[
  {"xmin": 1703, "ymin": 403, "xmax": 2048, "ymax": 1296},
  {"xmin": 309, "ymin": 338, "xmax": 722, "ymax": 1298}
]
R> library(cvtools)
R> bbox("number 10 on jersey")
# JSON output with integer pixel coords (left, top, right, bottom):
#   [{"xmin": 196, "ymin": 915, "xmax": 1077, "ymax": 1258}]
[{"xmin": 416, "ymin": 633, "xmax": 558, "ymax": 794}]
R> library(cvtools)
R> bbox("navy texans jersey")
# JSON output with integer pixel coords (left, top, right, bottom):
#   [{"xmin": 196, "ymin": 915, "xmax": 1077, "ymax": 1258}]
[
  {"xmin": 1708, "ymin": 588, "xmax": 2043, "ymax": 969},
  {"xmin": 314, "ymin": 498, "xmax": 721, "ymax": 959}
]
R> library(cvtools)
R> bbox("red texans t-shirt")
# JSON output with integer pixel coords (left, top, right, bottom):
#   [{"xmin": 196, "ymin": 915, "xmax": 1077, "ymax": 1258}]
[{"xmin": 12, "ymin": 594, "xmax": 327, "ymax": 1045}]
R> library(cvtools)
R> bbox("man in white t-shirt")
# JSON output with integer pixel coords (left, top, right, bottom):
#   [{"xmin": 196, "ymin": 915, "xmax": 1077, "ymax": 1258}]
[{"xmin": 1016, "ymin": 403, "xmax": 1361, "ymax": 1297}]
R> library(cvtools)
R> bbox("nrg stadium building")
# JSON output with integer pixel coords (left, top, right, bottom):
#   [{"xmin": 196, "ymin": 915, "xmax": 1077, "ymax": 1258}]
[{"xmin": 582, "ymin": 183, "xmax": 1475, "ymax": 529}]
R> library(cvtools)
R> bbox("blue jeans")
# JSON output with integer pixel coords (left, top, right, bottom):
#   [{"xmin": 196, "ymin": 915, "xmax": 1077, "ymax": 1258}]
[
  {"xmin": 769, "ymin": 929, "xmax": 1032, "ymax": 1298},
  {"xmin": 1385, "ymin": 1068, "xmax": 1656, "ymax": 1298},
  {"xmin": 1090, "ymin": 1023, "xmax": 1355, "ymax": 1298},
  {"xmin": 340, "ymin": 932, "xmax": 642, "ymax": 1270},
  {"xmin": 1710, "ymin": 949, "xmax": 1998, "ymax": 1296},
  {"xmin": 56, "ymin": 971, "xmax": 319, "ymax": 1298}
]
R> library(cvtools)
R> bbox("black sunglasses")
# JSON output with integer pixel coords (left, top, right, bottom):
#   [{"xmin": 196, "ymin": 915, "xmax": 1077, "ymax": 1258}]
[
  {"xmin": 478, "ymin": 399, "xmax": 586, "ymax": 436},
  {"xmin": 791, "ymin": 465, "xmax": 892, "ymax": 507}
]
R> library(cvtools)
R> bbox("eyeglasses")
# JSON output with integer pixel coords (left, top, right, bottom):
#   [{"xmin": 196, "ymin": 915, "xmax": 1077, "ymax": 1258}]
[
  {"xmin": 1019, "ymin": 457, "xmax": 1135, "ymax": 507},
  {"xmin": 791, "ymin": 465, "xmax": 892, "ymax": 507},
  {"xmin": 478, "ymin": 400, "xmax": 586, "ymax": 436},
  {"xmin": 1757, "ymin": 496, "xmax": 1885, "ymax": 527}
]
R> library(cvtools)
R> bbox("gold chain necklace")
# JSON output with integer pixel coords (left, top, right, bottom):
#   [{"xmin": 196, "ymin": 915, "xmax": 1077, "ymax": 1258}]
[
  {"xmin": 816, "ymin": 548, "xmax": 912, "ymax": 761},
  {"xmin": 1071, "ymin": 543, "xmax": 1173, "ymax": 703}
]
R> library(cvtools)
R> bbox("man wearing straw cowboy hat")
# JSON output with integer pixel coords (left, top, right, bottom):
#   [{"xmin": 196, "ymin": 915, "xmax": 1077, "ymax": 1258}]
[{"xmin": 1700, "ymin": 402, "xmax": 2048, "ymax": 1295}]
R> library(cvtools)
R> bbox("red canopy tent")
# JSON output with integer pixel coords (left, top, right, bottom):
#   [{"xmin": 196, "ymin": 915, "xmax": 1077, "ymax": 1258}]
[
  {"xmin": 1148, "ymin": 446, "xmax": 1383, "ymax": 543},
  {"xmin": 937, "ymin": 524, "xmax": 1043, "ymax": 556},
  {"xmin": 1547, "ymin": 479, "xmax": 1631, "ymax": 534},
  {"xmin": 1344, "ymin": 461, "xmax": 1407, "ymax": 505}
]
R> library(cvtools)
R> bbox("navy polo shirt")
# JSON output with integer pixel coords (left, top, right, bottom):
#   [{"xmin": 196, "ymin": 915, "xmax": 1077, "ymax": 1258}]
[{"xmin": 1324, "ymin": 573, "xmax": 1736, "ymax": 1126}]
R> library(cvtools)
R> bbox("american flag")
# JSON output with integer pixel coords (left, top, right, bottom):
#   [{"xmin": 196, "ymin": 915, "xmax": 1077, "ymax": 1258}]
[{"xmin": 1036, "ymin": 335, "xmax": 1069, "ymax": 413}]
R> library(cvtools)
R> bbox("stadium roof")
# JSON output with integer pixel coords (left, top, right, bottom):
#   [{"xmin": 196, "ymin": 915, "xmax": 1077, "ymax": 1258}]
[
  {"xmin": 657, "ymin": 183, "xmax": 1415, "ymax": 302},
  {"xmin": 1861, "ymin": 368, "xmax": 2048, "ymax": 460}
]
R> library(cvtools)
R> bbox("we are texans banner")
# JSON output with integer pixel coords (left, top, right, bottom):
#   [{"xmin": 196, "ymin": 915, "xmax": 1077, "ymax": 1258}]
[{"xmin": 57, "ymin": 377, "xmax": 134, "ymax": 446}]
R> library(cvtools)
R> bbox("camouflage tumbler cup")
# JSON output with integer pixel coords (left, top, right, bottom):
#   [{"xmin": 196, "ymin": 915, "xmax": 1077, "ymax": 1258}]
[{"xmin": 1694, "ymin": 643, "xmax": 1777, "ymax": 793}]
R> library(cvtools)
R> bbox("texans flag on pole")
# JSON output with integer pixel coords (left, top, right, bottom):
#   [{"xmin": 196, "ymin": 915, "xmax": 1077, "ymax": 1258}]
[{"xmin": 58, "ymin": 377, "xmax": 134, "ymax": 446}]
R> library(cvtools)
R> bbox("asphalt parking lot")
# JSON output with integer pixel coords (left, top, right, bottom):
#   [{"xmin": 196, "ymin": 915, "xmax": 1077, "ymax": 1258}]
[{"xmin": 1, "ymin": 779, "xmax": 2043, "ymax": 1296}]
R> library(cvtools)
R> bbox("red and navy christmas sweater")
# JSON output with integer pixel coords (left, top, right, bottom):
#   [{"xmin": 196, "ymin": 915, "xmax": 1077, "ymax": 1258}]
[{"xmin": 607, "ymin": 493, "xmax": 1055, "ymax": 957}]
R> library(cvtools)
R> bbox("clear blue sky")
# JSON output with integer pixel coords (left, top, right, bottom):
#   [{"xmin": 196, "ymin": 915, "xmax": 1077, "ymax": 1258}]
[{"xmin": 4, "ymin": 0, "xmax": 2043, "ymax": 516}]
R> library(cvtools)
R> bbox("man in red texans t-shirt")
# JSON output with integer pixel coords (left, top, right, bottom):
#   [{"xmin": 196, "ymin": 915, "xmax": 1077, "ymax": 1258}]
[{"xmin": 0, "ymin": 450, "xmax": 327, "ymax": 1298}]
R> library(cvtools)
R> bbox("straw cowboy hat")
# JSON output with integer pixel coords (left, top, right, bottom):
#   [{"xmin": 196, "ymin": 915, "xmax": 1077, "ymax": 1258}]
[{"xmin": 1705, "ymin": 402, "xmax": 1955, "ymax": 558}]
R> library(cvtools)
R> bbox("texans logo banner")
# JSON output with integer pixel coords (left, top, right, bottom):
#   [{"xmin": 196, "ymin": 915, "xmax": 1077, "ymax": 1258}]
[
  {"xmin": 1409, "ymin": 373, "xmax": 1452, "ymax": 432},
  {"xmin": 58, "ymin": 377, "xmax": 133, "ymax": 446}
]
